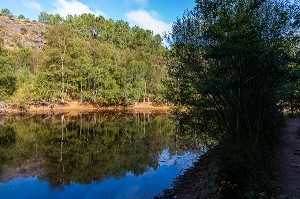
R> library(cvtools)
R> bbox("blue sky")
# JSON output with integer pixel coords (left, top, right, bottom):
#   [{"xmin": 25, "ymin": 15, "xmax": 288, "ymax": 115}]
[{"xmin": 0, "ymin": 0, "xmax": 195, "ymax": 35}]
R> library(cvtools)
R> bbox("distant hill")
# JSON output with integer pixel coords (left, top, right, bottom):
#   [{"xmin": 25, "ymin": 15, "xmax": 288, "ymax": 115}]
[{"xmin": 0, "ymin": 16, "xmax": 47, "ymax": 50}]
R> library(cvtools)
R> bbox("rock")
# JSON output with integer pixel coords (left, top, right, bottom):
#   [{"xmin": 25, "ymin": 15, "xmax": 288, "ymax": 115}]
[
  {"xmin": 0, "ymin": 16, "xmax": 47, "ymax": 50},
  {"xmin": 0, "ymin": 101, "xmax": 6, "ymax": 109}
]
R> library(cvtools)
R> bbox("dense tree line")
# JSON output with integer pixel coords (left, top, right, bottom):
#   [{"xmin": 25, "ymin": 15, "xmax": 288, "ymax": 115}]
[
  {"xmin": 0, "ymin": 10, "xmax": 168, "ymax": 106},
  {"xmin": 166, "ymin": 0, "xmax": 300, "ymax": 197}
]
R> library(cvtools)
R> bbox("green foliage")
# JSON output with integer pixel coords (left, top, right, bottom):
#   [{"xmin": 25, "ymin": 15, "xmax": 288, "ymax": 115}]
[
  {"xmin": 38, "ymin": 11, "xmax": 51, "ymax": 23},
  {"xmin": 0, "ymin": 13, "xmax": 167, "ymax": 105},
  {"xmin": 17, "ymin": 14, "xmax": 25, "ymax": 20},
  {"xmin": 0, "ymin": 70, "xmax": 16, "ymax": 99},
  {"xmin": 5, "ymin": 48, "xmax": 35, "ymax": 104},
  {"xmin": 1, "ymin": 8, "xmax": 13, "ymax": 18},
  {"xmin": 0, "ymin": 48, "xmax": 16, "ymax": 99},
  {"xmin": 29, "ymin": 14, "xmax": 166, "ymax": 105},
  {"xmin": 10, "ymin": 68, "xmax": 34, "ymax": 106},
  {"xmin": 277, "ymin": 38, "xmax": 300, "ymax": 115},
  {"xmin": 167, "ymin": 0, "xmax": 299, "ymax": 197},
  {"xmin": 48, "ymin": 14, "xmax": 63, "ymax": 25}
]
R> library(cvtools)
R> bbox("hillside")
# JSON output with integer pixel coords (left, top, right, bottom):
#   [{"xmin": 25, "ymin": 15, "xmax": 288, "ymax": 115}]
[{"xmin": 0, "ymin": 16, "xmax": 46, "ymax": 49}]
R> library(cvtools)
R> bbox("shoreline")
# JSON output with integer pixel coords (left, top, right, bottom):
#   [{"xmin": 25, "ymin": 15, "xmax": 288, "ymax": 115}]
[
  {"xmin": 157, "ymin": 117, "xmax": 300, "ymax": 199},
  {"xmin": 0, "ymin": 101, "xmax": 171, "ymax": 116},
  {"xmin": 156, "ymin": 150, "xmax": 215, "ymax": 199}
]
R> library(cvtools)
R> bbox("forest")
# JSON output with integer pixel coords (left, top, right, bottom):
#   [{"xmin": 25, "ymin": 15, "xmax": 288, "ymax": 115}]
[{"xmin": 0, "ymin": 9, "xmax": 168, "ymax": 107}]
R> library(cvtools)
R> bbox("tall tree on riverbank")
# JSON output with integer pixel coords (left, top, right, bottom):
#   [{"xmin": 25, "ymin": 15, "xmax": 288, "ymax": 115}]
[
  {"xmin": 167, "ymin": 0, "xmax": 299, "ymax": 196},
  {"xmin": 40, "ymin": 24, "xmax": 73, "ymax": 103}
]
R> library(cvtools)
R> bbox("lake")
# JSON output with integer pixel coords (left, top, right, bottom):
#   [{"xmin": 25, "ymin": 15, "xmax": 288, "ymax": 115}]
[{"xmin": 0, "ymin": 111, "xmax": 207, "ymax": 199}]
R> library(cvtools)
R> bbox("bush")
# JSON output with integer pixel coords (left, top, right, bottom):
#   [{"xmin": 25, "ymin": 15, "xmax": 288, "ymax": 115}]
[
  {"xmin": 18, "ymin": 14, "xmax": 25, "ymax": 20},
  {"xmin": 20, "ymin": 27, "xmax": 28, "ymax": 35}
]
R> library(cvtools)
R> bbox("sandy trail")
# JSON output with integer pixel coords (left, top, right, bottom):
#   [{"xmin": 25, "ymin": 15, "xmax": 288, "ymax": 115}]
[{"xmin": 278, "ymin": 118, "xmax": 300, "ymax": 199}]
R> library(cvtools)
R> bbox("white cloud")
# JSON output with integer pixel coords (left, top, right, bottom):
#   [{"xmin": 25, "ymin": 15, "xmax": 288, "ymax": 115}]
[
  {"xmin": 22, "ymin": 0, "xmax": 42, "ymax": 10},
  {"xmin": 125, "ymin": 9, "xmax": 172, "ymax": 36},
  {"xmin": 53, "ymin": 0, "xmax": 107, "ymax": 18}
]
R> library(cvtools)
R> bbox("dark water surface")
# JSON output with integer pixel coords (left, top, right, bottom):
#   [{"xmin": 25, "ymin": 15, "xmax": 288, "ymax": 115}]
[{"xmin": 0, "ymin": 111, "xmax": 206, "ymax": 199}]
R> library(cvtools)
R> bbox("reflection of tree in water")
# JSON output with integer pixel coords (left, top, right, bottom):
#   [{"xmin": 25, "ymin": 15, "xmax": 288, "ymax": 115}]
[
  {"xmin": 0, "ymin": 112, "xmax": 209, "ymax": 190},
  {"xmin": 36, "ymin": 112, "xmax": 181, "ymax": 190},
  {"xmin": 171, "ymin": 109, "xmax": 218, "ymax": 148},
  {"xmin": 0, "ymin": 126, "xmax": 16, "ymax": 171},
  {"xmin": 0, "ymin": 121, "xmax": 42, "ymax": 182},
  {"xmin": 0, "ymin": 123, "xmax": 39, "ymax": 169}
]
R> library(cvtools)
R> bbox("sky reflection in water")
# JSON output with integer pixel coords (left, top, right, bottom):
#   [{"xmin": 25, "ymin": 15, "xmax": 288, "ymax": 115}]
[{"xmin": 0, "ymin": 112, "xmax": 205, "ymax": 199}]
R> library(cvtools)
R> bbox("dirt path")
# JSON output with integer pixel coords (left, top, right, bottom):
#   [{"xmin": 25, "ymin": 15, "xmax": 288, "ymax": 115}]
[{"xmin": 278, "ymin": 118, "xmax": 300, "ymax": 199}]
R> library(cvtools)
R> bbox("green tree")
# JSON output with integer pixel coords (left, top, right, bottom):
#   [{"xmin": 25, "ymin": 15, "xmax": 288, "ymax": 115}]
[
  {"xmin": 1, "ymin": 11, "xmax": 168, "ymax": 105},
  {"xmin": 17, "ymin": 14, "xmax": 25, "ymax": 20},
  {"xmin": 0, "ymin": 51, "xmax": 16, "ymax": 99},
  {"xmin": 1, "ymin": 8, "xmax": 13, "ymax": 18},
  {"xmin": 38, "ymin": 11, "xmax": 51, "ymax": 23},
  {"xmin": 9, "ymin": 48, "xmax": 35, "ymax": 105},
  {"xmin": 49, "ymin": 14, "xmax": 63, "ymax": 25},
  {"xmin": 167, "ymin": 0, "xmax": 299, "ymax": 196},
  {"xmin": 68, "ymin": 36, "xmax": 92, "ymax": 102},
  {"xmin": 38, "ymin": 24, "xmax": 73, "ymax": 103}
]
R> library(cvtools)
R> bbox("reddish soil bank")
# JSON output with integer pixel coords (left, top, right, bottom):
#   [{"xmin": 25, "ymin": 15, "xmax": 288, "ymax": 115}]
[{"xmin": 0, "ymin": 101, "xmax": 171, "ymax": 115}]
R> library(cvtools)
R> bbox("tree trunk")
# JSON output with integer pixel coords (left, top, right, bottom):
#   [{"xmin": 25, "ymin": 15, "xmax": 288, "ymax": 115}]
[
  {"xmin": 61, "ymin": 36, "xmax": 67, "ymax": 104},
  {"xmin": 93, "ymin": 82, "xmax": 96, "ymax": 103},
  {"xmin": 80, "ymin": 81, "xmax": 83, "ymax": 103},
  {"xmin": 144, "ymin": 81, "xmax": 147, "ymax": 102}
]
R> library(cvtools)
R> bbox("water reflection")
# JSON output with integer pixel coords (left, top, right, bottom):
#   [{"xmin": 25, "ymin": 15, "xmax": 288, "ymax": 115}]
[{"xmin": 0, "ymin": 111, "xmax": 208, "ymax": 198}]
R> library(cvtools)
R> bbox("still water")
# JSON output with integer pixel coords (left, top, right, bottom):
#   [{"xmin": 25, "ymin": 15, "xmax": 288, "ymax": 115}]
[{"xmin": 0, "ymin": 111, "xmax": 206, "ymax": 199}]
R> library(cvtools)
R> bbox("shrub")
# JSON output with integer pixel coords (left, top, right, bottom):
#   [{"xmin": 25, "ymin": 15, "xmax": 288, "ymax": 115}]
[{"xmin": 20, "ymin": 27, "xmax": 28, "ymax": 35}]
